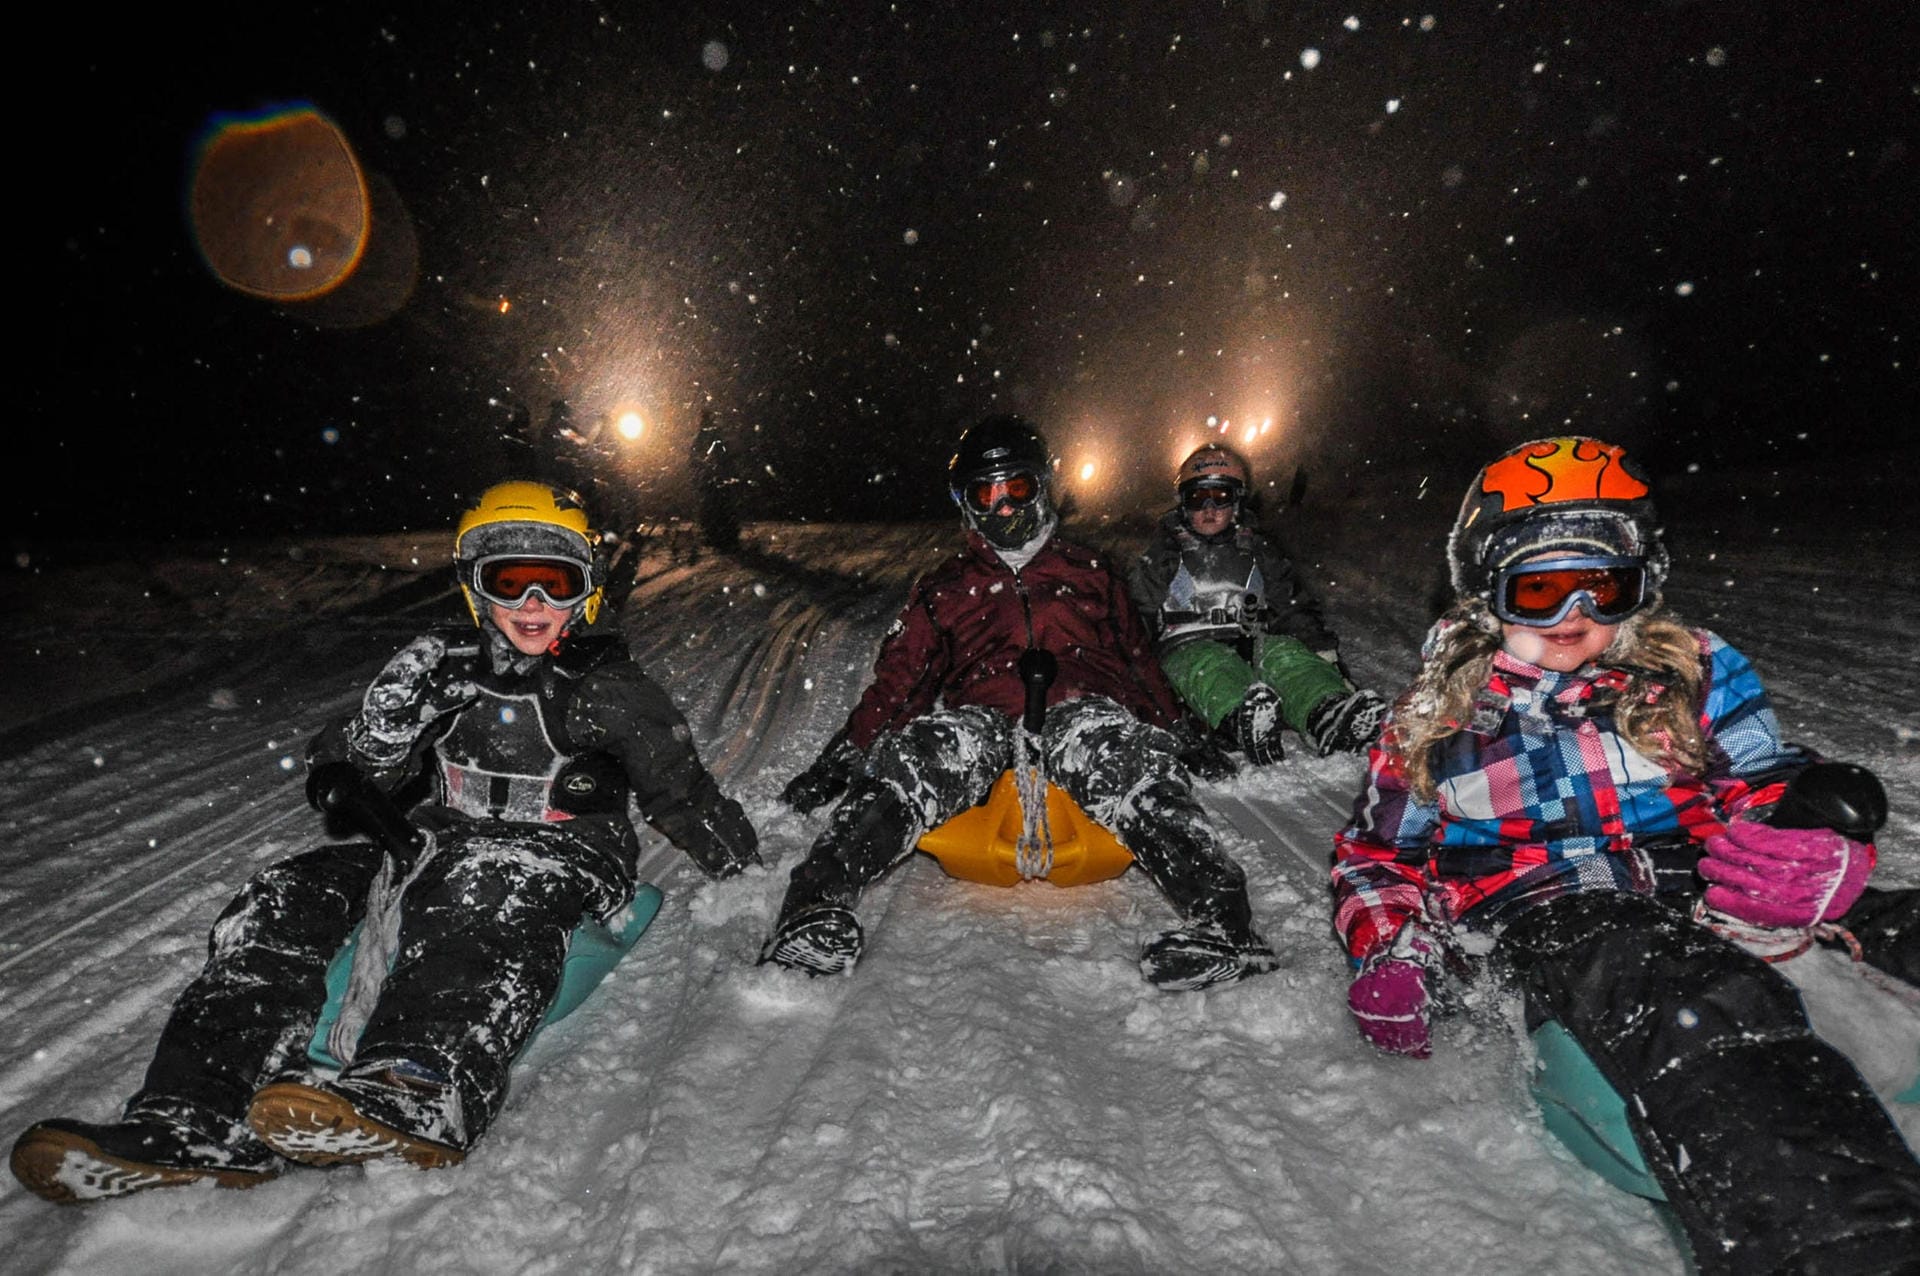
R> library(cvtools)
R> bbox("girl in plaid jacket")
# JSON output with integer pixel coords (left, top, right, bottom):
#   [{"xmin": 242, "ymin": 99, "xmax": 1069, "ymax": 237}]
[{"xmin": 1331, "ymin": 437, "xmax": 1917, "ymax": 1275}]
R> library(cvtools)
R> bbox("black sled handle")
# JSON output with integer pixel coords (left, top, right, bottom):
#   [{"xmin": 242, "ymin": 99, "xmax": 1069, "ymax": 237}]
[
  {"xmin": 307, "ymin": 761, "xmax": 427, "ymax": 871},
  {"xmin": 1764, "ymin": 761, "xmax": 1888, "ymax": 842},
  {"xmin": 1018, "ymin": 648, "xmax": 1058, "ymax": 736}
]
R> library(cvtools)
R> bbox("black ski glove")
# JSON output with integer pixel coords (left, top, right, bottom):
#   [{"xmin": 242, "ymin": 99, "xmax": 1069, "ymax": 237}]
[
  {"xmin": 306, "ymin": 761, "xmax": 424, "ymax": 865},
  {"xmin": 1175, "ymin": 726, "xmax": 1238, "ymax": 782},
  {"xmin": 782, "ymin": 733, "xmax": 863, "ymax": 813}
]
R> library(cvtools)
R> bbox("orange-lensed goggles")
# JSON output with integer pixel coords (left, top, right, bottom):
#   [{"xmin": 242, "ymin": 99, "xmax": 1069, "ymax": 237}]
[
  {"xmin": 471, "ymin": 555, "xmax": 591, "ymax": 610},
  {"xmin": 963, "ymin": 472, "xmax": 1041, "ymax": 513},
  {"xmin": 1493, "ymin": 556, "xmax": 1647, "ymax": 627}
]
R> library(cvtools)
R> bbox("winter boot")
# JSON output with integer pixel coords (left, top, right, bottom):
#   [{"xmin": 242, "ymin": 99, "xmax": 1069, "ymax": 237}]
[
  {"xmin": 1306, "ymin": 688, "xmax": 1388, "ymax": 756},
  {"xmin": 1229, "ymin": 684, "xmax": 1285, "ymax": 764},
  {"xmin": 760, "ymin": 904, "xmax": 865, "ymax": 976},
  {"xmin": 11, "ymin": 1103, "xmax": 279, "ymax": 1202},
  {"xmin": 248, "ymin": 1062, "xmax": 468, "ymax": 1170},
  {"xmin": 1140, "ymin": 924, "xmax": 1279, "ymax": 992}
]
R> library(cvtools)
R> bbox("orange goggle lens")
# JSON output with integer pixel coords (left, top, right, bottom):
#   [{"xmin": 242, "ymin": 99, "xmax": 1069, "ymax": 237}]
[
  {"xmin": 965, "ymin": 473, "xmax": 1040, "ymax": 513},
  {"xmin": 473, "ymin": 556, "xmax": 590, "ymax": 609}
]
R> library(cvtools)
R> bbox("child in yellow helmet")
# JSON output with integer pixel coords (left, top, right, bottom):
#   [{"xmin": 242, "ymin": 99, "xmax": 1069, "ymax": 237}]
[{"xmin": 11, "ymin": 481, "xmax": 759, "ymax": 1202}]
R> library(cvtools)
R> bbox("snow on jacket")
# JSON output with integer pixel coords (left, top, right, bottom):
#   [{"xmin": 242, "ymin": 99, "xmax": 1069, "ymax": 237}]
[
  {"xmin": 841, "ymin": 528, "xmax": 1185, "ymax": 752},
  {"xmin": 308, "ymin": 623, "xmax": 758, "ymax": 879},
  {"xmin": 1330, "ymin": 627, "xmax": 1808, "ymax": 963},
  {"xmin": 1128, "ymin": 511, "xmax": 1337, "ymax": 653}
]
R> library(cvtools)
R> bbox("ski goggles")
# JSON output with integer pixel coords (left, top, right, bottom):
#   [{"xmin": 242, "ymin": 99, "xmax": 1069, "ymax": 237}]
[
  {"xmin": 1491, "ymin": 555, "xmax": 1649, "ymax": 627},
  {"xmin": 961, "ymin": 472, "xmax": 1042, "ymax": 513},
  {"xmin": 1180, "ymin": 482, "xmax": 1241, "ymax": 512},
  {"xmin": 469, "ymin": 555, "xmax": 593, "ymax": 610}
]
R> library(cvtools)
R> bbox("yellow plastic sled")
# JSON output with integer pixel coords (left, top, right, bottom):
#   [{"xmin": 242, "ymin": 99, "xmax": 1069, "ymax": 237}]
[{"xmin": 916, "ymin": 770, "xmax": 1133, "ymax": 888}]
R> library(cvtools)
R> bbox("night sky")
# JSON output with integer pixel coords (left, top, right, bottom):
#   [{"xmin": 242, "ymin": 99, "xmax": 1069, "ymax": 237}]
[{"xmin": 23, "ymin": 1, "xmax": 1916, "ymax": 541}]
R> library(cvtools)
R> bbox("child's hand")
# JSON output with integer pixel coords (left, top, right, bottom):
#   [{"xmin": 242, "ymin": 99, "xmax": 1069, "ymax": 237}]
[
  {"xmin": 1698, "ymin": 821, "xmax": 1875, "ymax": 930},
  {"xmin": 1348, "ymin": 925, "xmax": 1436, "ymax": 1059}
]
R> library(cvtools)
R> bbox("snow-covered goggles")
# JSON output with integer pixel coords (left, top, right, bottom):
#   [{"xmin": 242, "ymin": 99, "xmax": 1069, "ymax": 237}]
[
  {"xmin": 962, "ymin": 472, "xmax": 1042, "ymax": 513},
  {"xmin": 470, "ymin": 555, "xmax": 592, "ymax": 610},
  {"xmin": 1492, "ymin": 555, "xmax": 1648, "ymax": 627}
]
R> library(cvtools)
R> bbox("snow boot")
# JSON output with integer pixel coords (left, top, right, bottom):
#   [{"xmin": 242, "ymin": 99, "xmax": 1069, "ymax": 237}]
[
  {"xmin": 248, "ymin": 1063, "xmax": 467, "ymax": 1170},
  {"xmin": 760, "ymin": 904, "xmax": 865, "ymax": 976},
  {"xmin": 1229, "ymin": 684, "xmax": 1285, "ymax": 764},
  {"xmin": 1306, "ymin": 688, "xmax": 1388, "ymax": 756},
  {"xmin": 10, "ymin": 1107, "xmax": 279, "ymax": 1202},
  {"xmin": 1140, "ymin": 925, "xmax": 1279, "ymax": 992}
]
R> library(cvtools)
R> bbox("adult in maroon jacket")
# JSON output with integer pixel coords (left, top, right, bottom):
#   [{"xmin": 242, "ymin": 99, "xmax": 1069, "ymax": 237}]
[{"xmin": 764, "ymin": 416, "xmax": 1277, "ymax": 990}]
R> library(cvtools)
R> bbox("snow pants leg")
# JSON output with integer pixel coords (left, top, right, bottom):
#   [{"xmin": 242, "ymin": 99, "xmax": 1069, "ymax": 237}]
[
  {"xmin": 1042, "ymin": 697, "xmax": 1260, "ymax": 940},
  {"xmin": 1161, "ymin": 639, "xmax": 1259, "ymax": 730},
  {"xmin": 345, "ymin": 827, "xmax": 632, "ymax": 1148},
  {"xmin": 1498, "ymin": 891, "xmax": 1920, "ymax": 1275},
  {"xmin": 1160, "ymin": 636, "xmax": 1349, "ymax": 734},
  {"xmin": 776, "ymin": 697, "xmax": 1258, "ymax": 939},
  {"xmin": 1251, "ymin": 635, "xmax": 1350, "ymax": 735},
  {"xmin": 128, "ymin": 842, "xmax": 386, "ymax": 1132},
  {"xmin": 777, "ymin": 705, "xmax": 1009, "ymax": 918}
]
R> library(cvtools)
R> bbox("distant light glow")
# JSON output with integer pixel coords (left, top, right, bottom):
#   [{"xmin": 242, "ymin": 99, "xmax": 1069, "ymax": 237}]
[
  {"xmin": 1079, "ymin": 460, "xmax": 1096, "ymax": 481},
  {"xmin": 616, "ymin": 411, "xmax": 645, "ymax": 439},
  {"xmin": 498, "ymin": 297, "xmax": 511, "ymax": 314}
]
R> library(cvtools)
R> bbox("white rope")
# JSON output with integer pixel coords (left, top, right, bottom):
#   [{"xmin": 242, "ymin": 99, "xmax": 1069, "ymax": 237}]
[{"xmin": 1012, "ymin": 728, "xmax": 1054, "ymax": 879}]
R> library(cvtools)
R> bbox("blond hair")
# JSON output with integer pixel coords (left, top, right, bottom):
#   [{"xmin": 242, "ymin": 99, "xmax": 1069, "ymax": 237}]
[{"xmin": 1390, "ymin": 600, "xmax": 1709, "ymax": 804}]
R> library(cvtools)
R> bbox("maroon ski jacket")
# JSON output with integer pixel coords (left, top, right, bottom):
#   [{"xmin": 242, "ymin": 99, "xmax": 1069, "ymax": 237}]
[{"xmin": 842, "ymin": 529, "xmax": 1185, "ymax": 751}]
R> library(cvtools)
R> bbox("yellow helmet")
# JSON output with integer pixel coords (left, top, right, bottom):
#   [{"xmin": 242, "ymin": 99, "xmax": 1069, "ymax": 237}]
[{"xmin": 453, "ymin": 480, "xmax": 606, "ymax": 627}]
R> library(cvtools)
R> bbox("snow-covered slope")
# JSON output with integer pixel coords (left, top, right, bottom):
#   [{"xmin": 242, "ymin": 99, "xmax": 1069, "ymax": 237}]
[{"xmin": 2, "ymin": 501, "xmax": 1914, "ymax": 1275}]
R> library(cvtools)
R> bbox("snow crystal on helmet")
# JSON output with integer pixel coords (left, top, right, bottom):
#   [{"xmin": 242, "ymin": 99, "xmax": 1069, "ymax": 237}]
[
  {"xmin": 1448, "ymin": 436, "xmax": 1668, "ymax": 601},
  {"xmin": 453, "ymin": 480, "xmax": 607, "ymax": 626}
]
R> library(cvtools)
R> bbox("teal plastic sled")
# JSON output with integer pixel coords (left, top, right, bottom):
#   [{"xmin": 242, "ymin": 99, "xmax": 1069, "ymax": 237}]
[
  {"xmin": 1529, "ymin": 1020, "xmax": 1667, "ymax": 1201},
  {"xmin": 307, "ymin": 884, "xmax": 665, "ymax": 1070}
]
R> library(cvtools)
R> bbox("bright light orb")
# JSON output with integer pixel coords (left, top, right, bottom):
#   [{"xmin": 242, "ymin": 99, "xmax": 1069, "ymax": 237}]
[
  {"xmin": 1079, "ymin": 461, "xmax": 1097, "ymax": 481},
  {"xmin": 616, "ymin": 411, "xmax": 645, "ymax": 440}
]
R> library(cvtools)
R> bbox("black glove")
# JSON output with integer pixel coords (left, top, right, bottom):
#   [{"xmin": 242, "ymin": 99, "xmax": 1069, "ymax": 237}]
[
  {"xmin": 306, "ymin": 760, "xmax": 424, "ymax": 863},
  {"xmin": 782, "ymin": 734, "xmax": 862, "ymax": 813},
  {"xmin": 306, "ymin": 760, "xmax": 364, "ymax": 814},
  {"xmin": 1175, "ymin": 726, "xmax": 1238, "ymax": 782}
]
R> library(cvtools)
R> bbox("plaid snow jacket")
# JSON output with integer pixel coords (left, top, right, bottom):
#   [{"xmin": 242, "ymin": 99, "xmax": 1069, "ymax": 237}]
[
  {"xmin": 1330, "ymin": 627, "xmax": 1809, "ymax": 964},
  {"xmin": 1129, "ymin": 511, "xmax": 1337, "ymax": 654},
  {"xmin": 308, "ymin": 622, "xmax": 758, "ymax": 879},
  {"xmin": 841, "ymin": 529, "xmax": 1185, "ymax": 752}
]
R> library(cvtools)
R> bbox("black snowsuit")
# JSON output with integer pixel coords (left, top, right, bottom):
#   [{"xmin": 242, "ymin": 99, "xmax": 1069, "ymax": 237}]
[
  {"xmin": 1499, "ymin": 890, "xmax": 1920, "ymax": 1276},
  {"xmin": 126, "ymin": 622, "xmax": 757, "ymax": 1152}
]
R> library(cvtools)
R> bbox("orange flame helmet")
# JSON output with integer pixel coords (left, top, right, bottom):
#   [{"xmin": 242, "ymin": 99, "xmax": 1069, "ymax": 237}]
[{"xmin": 1448, "ymin": 437, "xmax": 1667, "ymax": 600}]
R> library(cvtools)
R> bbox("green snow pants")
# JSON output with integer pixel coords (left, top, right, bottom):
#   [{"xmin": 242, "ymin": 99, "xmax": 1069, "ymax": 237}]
[{"xmin": 1160, "ymin": 634, "xmax": 1349, "ymax": 733}]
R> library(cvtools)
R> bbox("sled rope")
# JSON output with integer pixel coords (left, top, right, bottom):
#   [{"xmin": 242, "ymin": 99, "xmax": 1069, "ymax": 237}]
[
  {"xmin": 1693, "ymin": 901, "xmax": 1861, "ymax": 965},
  {"xmin": 1012, "ymin": 728, "xmax": 1054, "ymax": 879}
]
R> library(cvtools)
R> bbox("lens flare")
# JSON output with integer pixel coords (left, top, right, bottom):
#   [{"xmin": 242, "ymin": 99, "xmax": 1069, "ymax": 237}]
[{"xmin": 190, "ymin": 106, "xmax": 369, "ymax": 301}]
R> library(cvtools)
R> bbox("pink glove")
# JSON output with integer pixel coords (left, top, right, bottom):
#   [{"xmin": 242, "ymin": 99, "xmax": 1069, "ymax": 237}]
[
  {"xmin": 1348, "ymin": 927, "xmax": 1435, "ymax": 1059},
  {"xmin": 1698, "ymin": 821, "xmax": 1876, "ymax": 929}
]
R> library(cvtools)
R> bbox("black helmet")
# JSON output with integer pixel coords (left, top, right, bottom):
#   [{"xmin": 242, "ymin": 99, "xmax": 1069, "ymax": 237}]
[
  {"xmin": 947, "ymin": 415, "xmax": 1051, "ymax": 497},
  {"xmin": 1448, "ymin": 436, "xmax": 1667, "ymax": 601}
]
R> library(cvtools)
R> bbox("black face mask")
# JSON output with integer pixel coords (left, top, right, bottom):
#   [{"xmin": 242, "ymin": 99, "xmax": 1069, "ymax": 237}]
[{"xmin": 973, "ymin": 496, "xmax": 1052, "ymax": 549}]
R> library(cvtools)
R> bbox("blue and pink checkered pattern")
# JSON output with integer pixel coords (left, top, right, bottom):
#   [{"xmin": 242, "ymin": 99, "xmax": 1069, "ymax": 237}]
[{"xmin": 1332, "ymin": 629, "xmax": 1808, "ymax": 962}]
